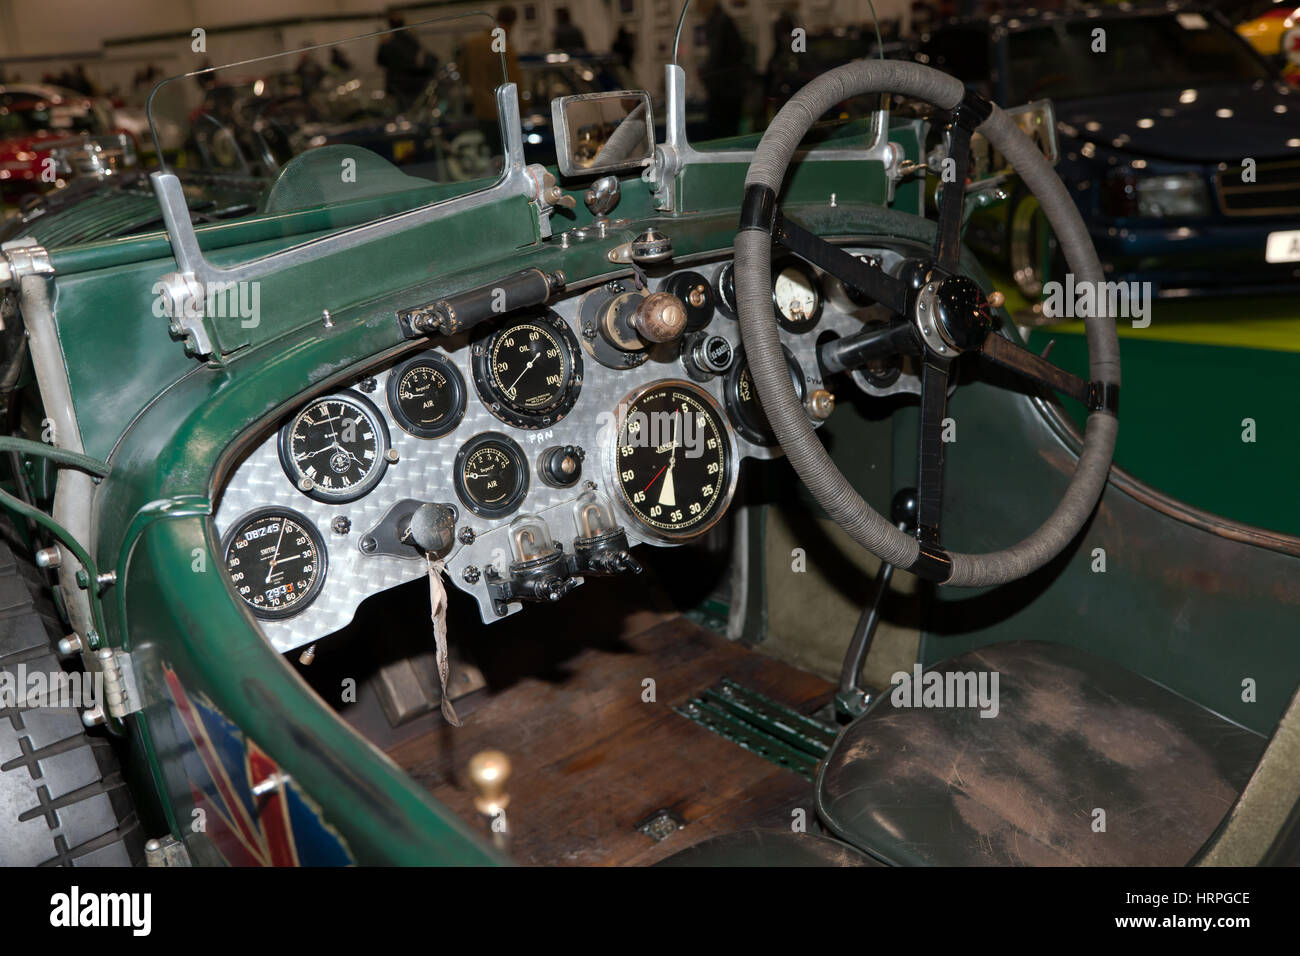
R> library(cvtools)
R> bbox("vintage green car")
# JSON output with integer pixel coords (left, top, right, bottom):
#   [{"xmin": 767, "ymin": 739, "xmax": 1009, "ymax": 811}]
[{"xmin": 0, "ymin": 11, "xmax": 1297, "ymax": 871}]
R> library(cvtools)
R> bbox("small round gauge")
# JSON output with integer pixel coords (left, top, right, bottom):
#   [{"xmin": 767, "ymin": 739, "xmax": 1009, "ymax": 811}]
[
  {"xmin": 725, "ymin": 346, "xmax": 806, "ymax": 446},
  {"xmin": 279, "ymin": 390, "xmax": 391, "ymax": 503},
  {"xmin": 772, "ymin": 258, "xmax": 823, "ymax": 333},
  {"xmin": 472, "ymin": 309, "xmax": 583, "ymax": 429},
  {"xmin": 714, "ymin": 261, "xmax": 738, "ymax": 319},
  {"xmin": 223, "ymin": 508, "xmax": 327, "ymax": 619},
  {"xmin": 454, "ymin": 432, "xmax": 530, "ymax": 519},
  {"xmin": 386, "ymin": 351, "xmax": 467, "ymax": 439},
  {"xmin": 609, "ymin": 380, "xmax": 737, "ymax": 541}
]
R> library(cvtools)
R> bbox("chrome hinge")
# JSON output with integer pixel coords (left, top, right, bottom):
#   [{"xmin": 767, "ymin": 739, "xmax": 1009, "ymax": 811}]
[
  {"xmin": 144, "ymin": 835, "xmax": 192, "ymax": 867},
  {"xmin": 95, "ymin": 647, "xmax": 143, "ymax": 719},
  {"xmin": 0, "ymin": 238, "xmax": 55, "ymax": 290},
  {"xmin": 155, "ymin": 271, "xmax": 215, "ymax": 359}
]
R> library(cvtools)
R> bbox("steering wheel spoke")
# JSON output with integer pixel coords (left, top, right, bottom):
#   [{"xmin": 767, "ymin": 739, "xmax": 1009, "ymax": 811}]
[
  {"xmin": 774, "ymin": 213, "xmax": 911, "ymax": 314},
  {"xmin": 915, "ymin": 358, "xmax": 952, "ymax": 545},
  {"xmin": 932, "ymin": 93, "xmax": 994, "ymax": 274},
  {"xmin": 979, "ymin": 332, "xmax": 1102, "ymax": 409}
]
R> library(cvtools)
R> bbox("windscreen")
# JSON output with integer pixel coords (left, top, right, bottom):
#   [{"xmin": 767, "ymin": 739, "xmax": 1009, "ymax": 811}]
[{"xmin": 145, "ymin": 12, "xmax": 508, "ymax": 219}]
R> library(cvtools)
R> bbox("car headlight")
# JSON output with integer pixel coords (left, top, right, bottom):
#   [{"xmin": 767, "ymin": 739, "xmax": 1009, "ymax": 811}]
[{"xmin": 1134, "ymin": 172, "xmax": 1209, "ymax": 218}]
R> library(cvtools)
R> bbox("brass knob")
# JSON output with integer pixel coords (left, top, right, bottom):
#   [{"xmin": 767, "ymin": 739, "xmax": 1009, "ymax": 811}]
[
  {"xmin": 807, "ymin": 389, "xmax": 835, "ymax": 421},
  {"xmin": 468, "ymin": 749, "xmax": 511, "ymax": 817},
  {"xmin": 632, "ymin": 291, "xmax": 687, "ymax": 343}
]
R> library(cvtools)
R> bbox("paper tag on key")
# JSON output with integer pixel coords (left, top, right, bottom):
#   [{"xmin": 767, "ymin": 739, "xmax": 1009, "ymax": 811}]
[{"xmin": 426, "ymin": 554, "xmax": 461, "ymax": 727}]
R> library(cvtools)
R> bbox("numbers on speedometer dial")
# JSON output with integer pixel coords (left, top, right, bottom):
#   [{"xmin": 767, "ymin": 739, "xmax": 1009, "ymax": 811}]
[
  {"xmin": 224, "ymin": 508, "xmax": 327, "ymax": 619},
  {"xmin": 278, "ymin": 390, "xmax": 391, "ymax": 503},
  {"xmin": 610, "ymin": 381, "xmax": 736, "ymax": 541},
  {"xmin": 472, "ymin": 309, "xmax": 582, "ymax": 428}
]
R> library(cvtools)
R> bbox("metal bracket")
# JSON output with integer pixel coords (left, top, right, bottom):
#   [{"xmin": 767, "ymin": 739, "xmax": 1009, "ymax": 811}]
[
  {"xmin": 652, "ymin": 64, "xmax": 902, "ymax": 214},
  {"xmin": 0, "ymin": 238, "xmax": 55, "ymax": 290},
  {"xmin": 144, "ymin": 834, "xmax": 192, "ymax": 867},
  {"xmin": 95, "ymin": 647, "xmax": 143, "ymax": 719},
  {"xmin": 154, "ymin": 271, "xmax": 216, "ymax": 359}
]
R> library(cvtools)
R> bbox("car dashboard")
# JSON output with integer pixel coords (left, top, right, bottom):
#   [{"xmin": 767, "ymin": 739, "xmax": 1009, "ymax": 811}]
[{"xmin": 213, "ymin": 245, "xmax": 915, "ymax": 654}]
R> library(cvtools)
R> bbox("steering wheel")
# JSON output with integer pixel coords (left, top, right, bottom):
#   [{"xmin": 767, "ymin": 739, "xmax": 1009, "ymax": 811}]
[{"xmin": 735, "ymin": 60, "xmax": 1119, "ymax": 588}]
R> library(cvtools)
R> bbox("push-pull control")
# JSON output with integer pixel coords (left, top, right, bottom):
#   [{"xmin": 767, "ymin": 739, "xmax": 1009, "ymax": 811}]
[
  {"xmin": 360, "ymin": 499, "xmax": 458, "ymax": 559},
  {"xmin": 578, "ymin": 282, "xmax": 689, "ymax": 370}
]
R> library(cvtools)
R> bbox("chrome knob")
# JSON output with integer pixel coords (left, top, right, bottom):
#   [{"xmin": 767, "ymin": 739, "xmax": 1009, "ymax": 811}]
[{"xmin": 585, "ymin": 175, "xmax": 620, "ymax": 218}]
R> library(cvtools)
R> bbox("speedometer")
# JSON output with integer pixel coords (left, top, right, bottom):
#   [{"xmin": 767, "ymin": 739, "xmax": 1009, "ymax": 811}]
[
  {"xmin": 278, "ymin": 390, "xmax": 391, "ymax": 503},
  {"xmin": 472, "ymin": 309, "xmax": 582, "ymax": 428},
  {"xmin": 609, "ymin": 380, "xmax": 737, "ymax": 542},
  {"xmin": 223, "ymin": 508, "xmax": 327, "ymax": 619}
]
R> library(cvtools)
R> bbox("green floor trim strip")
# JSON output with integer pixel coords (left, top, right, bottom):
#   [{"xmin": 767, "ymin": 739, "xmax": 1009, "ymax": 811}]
[{"xmin": 675, "ymin": 678, "xmax": 837, "ymax": 781}]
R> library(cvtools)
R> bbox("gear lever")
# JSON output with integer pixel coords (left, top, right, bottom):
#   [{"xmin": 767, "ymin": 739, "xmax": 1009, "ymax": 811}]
[{"xmin": 834, "ymin": 488, "xmax": 917, "ymax": 722}]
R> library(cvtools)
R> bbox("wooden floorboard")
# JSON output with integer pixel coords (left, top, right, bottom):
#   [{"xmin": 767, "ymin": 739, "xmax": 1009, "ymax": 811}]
[{"xmin": 385, "ymin": 613, "xmax": 834, "ymax": 866}]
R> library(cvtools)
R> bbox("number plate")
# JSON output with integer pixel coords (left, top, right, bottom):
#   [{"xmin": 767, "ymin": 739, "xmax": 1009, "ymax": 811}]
[{"xmin": 1265, "ymin": 230, "xmax": 1300, "ymax": 264}]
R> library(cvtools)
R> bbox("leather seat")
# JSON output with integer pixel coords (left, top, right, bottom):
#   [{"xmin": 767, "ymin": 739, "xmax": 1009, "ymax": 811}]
[
  {"xmin": 816, "ymin": 641, "xmax": 1267, "ymax": 866},
  {"xmin": 656, "ymin": 829, "xmax": 882, "ymax": 867}
]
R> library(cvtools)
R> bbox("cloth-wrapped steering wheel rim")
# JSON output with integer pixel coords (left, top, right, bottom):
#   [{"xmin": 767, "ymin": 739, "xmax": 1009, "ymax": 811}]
[{"xmin": 733, "ymin": 59, "xmax": 1119, "ymax": 588}]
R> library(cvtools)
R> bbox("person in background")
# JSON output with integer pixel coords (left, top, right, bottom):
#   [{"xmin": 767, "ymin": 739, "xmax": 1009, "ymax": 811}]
[
  {"xmin": 697, "ymin": 0, "xmax": 748, "ymax": 137},
  {"xmin": 612, "ymin": 25, "xmax": 635, "ymax": 70},
  {"xmin": 377, "ymin": 14, "xmax": 434, "ymax": 111},
  {"xmin": 759, "ymin": 9, "xmax": 799, "ymax": 129},
  {"xmin": 462, "ymin": 5, "xmax": 522, "ymax": 132},
  {"xmin": 553, "ymin": 8, "xmax": 587, "ymax": 51}
]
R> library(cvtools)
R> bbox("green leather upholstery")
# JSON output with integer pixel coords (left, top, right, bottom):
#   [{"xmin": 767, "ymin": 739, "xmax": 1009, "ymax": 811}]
[
  {"xmin": 817, "ymin": 641, "xmax": 1267, "ymax": 866},
  {"xmin": 656, "ymin": 829, "xmax": 882, "ymax": 867}
]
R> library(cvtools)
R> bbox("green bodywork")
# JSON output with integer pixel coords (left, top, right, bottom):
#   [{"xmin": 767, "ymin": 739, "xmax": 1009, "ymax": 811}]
[{"xmin": 19, "ymin": 103, "xmax": 1300, "ymax": 865}]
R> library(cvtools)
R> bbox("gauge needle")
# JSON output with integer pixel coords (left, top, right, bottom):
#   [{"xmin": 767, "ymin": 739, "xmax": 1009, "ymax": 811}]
[
  {"xmin": 266, "ymin": 521, "xmax": 286, "ymax": 583},
  {"xmin": 642, "ymin": 463, "xmax": 668, "ymax": 494},
  {"xmin": 506, "ymin": 354, "xmax": 539, "ymax": 395},
  {"xmin": 659, "ymin": 417, "xmax": 679, "ymax": 507}
]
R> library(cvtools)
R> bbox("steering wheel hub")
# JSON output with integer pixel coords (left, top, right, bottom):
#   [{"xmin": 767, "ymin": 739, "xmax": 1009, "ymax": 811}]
[{"xmin": 914, "ymin": 275, "xmax": 991, "ymax": 355}]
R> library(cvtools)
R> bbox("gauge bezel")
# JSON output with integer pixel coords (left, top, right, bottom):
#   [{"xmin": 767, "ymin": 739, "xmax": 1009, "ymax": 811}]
[
  {"xmin": 725, "ymin": 345, "xmax": 806, "ymax": 447},
  {"xmin": 453, "ymin": 431, "xmax": 531, "ymax": 519},
  {"xmin": 278, "ymin": 389, "xmax": 392, "ymax": 504},
  {"xmin": 385, "ymin": 350, "xmax": 467, "ymax": 439},
  {"xmin": 222, "ymin": 507, "xmax": 329, "ymax": 620},
  {"xmin": 713, "ymin": 260, "xmax": 738, "ymax": 319},
  {"xmin": 472, "ymin": 309, "xmax": 584, "ymax": 429},
  {"xmin": 606, "ymin": 379, "xmax": 740, "ymax": 544},
  {"xmin": 771, "ymin": 256, "xmax": 824, "ymax": 334}
]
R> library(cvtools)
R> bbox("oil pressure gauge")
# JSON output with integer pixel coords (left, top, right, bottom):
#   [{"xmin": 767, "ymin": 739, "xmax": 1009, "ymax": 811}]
[{"xmin": 473, "ymin": 309, "xmax": 583, "ymax": 429}]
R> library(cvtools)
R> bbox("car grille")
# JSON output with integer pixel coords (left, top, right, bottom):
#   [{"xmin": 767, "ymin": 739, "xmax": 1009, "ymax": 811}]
[{"xmin": 1217, "ymin": 159, "xmax": 1300, "ymax": 216}]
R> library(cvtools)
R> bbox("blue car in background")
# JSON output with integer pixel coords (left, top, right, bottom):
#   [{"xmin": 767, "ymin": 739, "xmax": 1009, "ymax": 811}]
[{"xmin": 920, "ymin": 5, "xmax": 1300, "ymax": 298}]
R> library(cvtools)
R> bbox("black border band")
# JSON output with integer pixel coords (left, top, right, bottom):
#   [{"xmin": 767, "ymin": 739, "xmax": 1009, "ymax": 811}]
[
  {"xmin": 908, "ymin": 543, "xmax": 954, "ymax": 583},
  {"xmin": 1087, "ymin": 381, "xmax": 1120, "ymax": 416},
  {"xmin": 739, "ymin": 184, "xmax": 777, "ymax": 232},
  {"xmin": 952, "ymin": 88, "xmax": 994, "ymax": 132}
]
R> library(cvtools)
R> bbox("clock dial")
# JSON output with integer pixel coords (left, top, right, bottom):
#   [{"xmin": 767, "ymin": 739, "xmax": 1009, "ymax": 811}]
[{"xmin": 278, "ymin": 390, "xmax": 391, "ymax": 503}]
